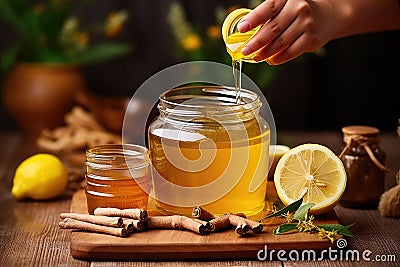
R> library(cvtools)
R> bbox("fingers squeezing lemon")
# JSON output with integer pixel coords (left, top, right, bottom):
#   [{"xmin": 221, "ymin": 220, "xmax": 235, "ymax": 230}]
[
  {"xmin": 11, "ymin": 153, "xmax": 68, "ymax": 200},
  {"xmin": 274, "ymin": 144, "xmax": 347, "ymax": 215}
]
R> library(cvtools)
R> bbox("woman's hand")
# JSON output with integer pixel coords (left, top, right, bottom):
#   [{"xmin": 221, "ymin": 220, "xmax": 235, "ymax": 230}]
[
  {"xmin": 238, "ymin": 0, "xmax": 338, "ymax": 65},
  {"xmin": 238, "ymin": 0, "xmax": 400, "ymax": 65}
]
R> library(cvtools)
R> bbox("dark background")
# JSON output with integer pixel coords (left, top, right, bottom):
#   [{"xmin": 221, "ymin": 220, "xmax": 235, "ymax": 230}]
[{"xmin": 1, "ymin": 0, "xmax": 399, "ymax": 133}]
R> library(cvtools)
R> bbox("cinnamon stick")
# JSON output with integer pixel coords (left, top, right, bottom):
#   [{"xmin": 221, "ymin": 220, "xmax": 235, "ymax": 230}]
[
  {"xmin": 209, "ymin": 214, "xmax": 231, "ymax": 232},
  {"xmin": 59, "ymin": 218, "xmax": 128, "ymax": 237},
  {"xmin": 60, "ymin": 213, "xmax": 123, "ymax": 227},
  {"xmin": 123, "ymin": 220, "xmax": 134, "ymax": 234},
  {"xmin": 208, "ymin": 214, "xmax": 262, "ymax": 235},
  {"xmin": 233, "ymin": 212, "xmax": 247, "ymax": 218},
  {"xmin": 192, "ymin": 206, "xmax": 215, "ymax": 221},
  {"xmin": 224, "ymin": 215, "xmax": 250, "ymax": 236},
  {"xmin": 123, "ymin": 218, "xmax": 146, "ymax": 232},
  {"xmin": 93, "ymin": 207, "xmax": 148, "ymax": 221},
  {"xmin": 245, "ymin": 219, "xmax": 263, "ymax": 233},
  {"xmin": 193, "ymin": 218, "xmax": 214, "ymax": 231},
  {"xmin": 228, "ymin": 214, "xmax": 263, "ymax": 234},
  {"xmin": 147, "ymin": 215, "xmax": 206, "ymax": 235},
  {"xmin": 235, "ymin": 222, "xmax": 251, "ymax": 236}
]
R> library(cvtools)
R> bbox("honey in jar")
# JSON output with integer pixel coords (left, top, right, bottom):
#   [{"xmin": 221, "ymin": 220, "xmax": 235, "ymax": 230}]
[
  {"xmin": 339, "ymin": 125, "xmax": 387, "ymax": 209},
  {"xmin": 148, "ymin": 86, "xmax": 270, "ymax": 217},
  {"xmin": 85, "ymin": 144, "xmax": 150, "ymax": 214}
]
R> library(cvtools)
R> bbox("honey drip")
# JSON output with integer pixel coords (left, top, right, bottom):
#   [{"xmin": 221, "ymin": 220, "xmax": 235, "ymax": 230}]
[{"xmin": 232, "ymin": 59, "xmax": 242, "ymax": 104}]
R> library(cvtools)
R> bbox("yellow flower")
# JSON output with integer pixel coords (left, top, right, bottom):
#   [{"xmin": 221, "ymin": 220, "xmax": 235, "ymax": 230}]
[
  {"xmin": 61, "ymin": 17, "xmax": 79, "ymax": 35},
  {"xmin": 317, "ymin": 228, "xmax": 338, "ymax": 243},
  {"xmin": 206, "ymin": 25, "xmax": 221, "ymax": 39},
  {"xmin": 181, "ymin": 33, "xmax": 202, "ymax": 51},
  {"xmin": 105, "ymin": 10, "xmax": 128, "ymax": 38},
  {"xmin": 297, "ymin": 214, "xmax": 316, "ymax": 232},
  {"xmin": 281, "ymin": 211, "xmax": 295, "ymax": 223}
]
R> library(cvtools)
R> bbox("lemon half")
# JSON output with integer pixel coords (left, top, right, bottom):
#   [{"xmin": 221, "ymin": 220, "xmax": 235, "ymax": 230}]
[
  {"xmin": 274, "ymin": 144, "xmax": 347, "ymax": 215},
  {"xmin": 221, "ymin": 8, "xmax": 261, "ymax": 62},
  {"xmin": 11, "ymin": 153, "xmax": 68, "ymax": 200}
]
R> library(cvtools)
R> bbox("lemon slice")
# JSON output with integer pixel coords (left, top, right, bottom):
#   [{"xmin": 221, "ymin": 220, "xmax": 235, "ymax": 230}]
[
  {"xmin": 221, "ymin": 8, "xmax": 251, "ymax": 43},
  {"xmin": 274, "ymin": 144, "xmax": 347, "ymax": 215}
]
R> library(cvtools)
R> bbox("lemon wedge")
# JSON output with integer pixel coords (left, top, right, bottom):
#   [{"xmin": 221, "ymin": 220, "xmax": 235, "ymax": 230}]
[{"xmin": 274, "ymin": 144, "xmax": 347, "ymax": 215}]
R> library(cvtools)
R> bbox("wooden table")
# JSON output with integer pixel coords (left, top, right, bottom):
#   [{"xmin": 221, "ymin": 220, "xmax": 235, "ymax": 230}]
[{"xmin": 0, "ymin": 131, "xmax": 399, "ymax": 266}]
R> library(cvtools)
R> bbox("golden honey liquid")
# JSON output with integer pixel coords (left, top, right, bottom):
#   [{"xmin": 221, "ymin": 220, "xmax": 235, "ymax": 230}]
[
  {"xmin": 149, "ymin": 117, "xmax": 270, "ymax": 217},
  {"xmin": 85, "ymin": 162, "xmax": 150, "ymax": 214},
  {"xmin": 226, "ymin": 29, "xmax": 260, "ymax": 103},
  {"xmin": 223, "ymin": 9, "xmax": 262, "ymax": 102},
  {"xmin": 232, "ymin": 59, "xmax": 242, "ymax": 103}
]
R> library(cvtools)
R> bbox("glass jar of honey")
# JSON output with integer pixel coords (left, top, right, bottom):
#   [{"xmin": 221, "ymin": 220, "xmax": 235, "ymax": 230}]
[
  {"xmin": 148, "ymin": 85, "xmax": 270, "ymax": 217},
  {"xmin": 85, "ymin": 144, "xmax": 150, "ymax": 214},
  {"xmin": 339, "ymin": 125, "xmax": 388, "ymax": 209}
]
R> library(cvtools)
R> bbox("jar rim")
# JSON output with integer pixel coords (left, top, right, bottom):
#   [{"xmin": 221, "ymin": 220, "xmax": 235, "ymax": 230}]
[
  {"xmin": 86, "ymin": 144, "xmax": 149, "ymax": 170},
  {"xmin": 158, "ymin": 85, "xmax": 261, "ymax": 118},
  {"xmin": 86, "ymin": 144, "xmax": 148, "ymax": 157}
]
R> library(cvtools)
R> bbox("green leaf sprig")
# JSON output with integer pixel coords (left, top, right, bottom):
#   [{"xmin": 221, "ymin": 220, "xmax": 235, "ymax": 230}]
[{"xmin": 260, "ymin": 198, "xmax": 354, "ymax": 243}]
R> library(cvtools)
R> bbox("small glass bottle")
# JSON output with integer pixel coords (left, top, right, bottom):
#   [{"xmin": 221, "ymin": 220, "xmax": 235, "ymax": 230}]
[
  {"xmin": 339, "ymin": 125, "xmax": 387, "ymax": 209},
  {"xmin": 85, "ymin": 144, "xmax": 150, "ymax": 214}
]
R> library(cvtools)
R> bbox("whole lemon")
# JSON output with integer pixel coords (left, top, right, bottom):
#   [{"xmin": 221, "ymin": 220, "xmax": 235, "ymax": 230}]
[{"xmin": 11, "ymin": 153, "xmax": 68, "ymax": 200}]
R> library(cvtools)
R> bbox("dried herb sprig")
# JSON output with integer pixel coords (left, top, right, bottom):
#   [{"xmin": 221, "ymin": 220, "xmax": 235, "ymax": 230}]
[{"xmin": 260, "ymin": 198, "xmax": 354, "ymax": 243}]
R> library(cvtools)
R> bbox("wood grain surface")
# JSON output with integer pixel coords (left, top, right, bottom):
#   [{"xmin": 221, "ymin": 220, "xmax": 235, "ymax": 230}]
[{"xmin": 1, "ymin": 132, "xmax": 399, "ymax": 266}]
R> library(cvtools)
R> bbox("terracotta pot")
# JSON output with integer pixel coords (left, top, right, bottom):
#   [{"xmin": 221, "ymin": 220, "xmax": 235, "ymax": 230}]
[{"xmin": 2, "ymin": 63, "xmax": 87, "ymax": 142}]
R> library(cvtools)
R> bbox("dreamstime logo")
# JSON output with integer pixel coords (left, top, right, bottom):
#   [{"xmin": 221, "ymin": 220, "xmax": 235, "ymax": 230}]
[
  {"xmin": 336, "ymin": 238, "xmax": 347, "ymax": 249},
  {"xmin": 257, "ymin": 238, "xmax": 397, "ymax": 262},
  {"xmin": 122, "ymin": 61, "xmax": 276, "ymax": 207}
]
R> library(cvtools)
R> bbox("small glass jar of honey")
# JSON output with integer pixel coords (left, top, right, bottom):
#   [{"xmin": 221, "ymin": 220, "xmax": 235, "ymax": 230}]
[
  {"xmin": 85, "ymin": 144, "xmax": 150, "ymax": 214},
  {"xmin": 339, "ymin": 125, "xmax": 387, "ymax": 209},
  {"xmin": 148, "ymin": 85, "xmax": 270, "ymax": 217}
]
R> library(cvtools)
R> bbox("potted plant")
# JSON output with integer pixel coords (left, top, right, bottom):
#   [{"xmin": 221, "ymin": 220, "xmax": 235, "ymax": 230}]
[{"xmin": 0, "ymin": 0, "xmax": 131, "ymax": 141}]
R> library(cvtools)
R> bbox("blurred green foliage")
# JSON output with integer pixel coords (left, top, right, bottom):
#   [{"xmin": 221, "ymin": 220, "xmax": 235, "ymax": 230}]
[{"xmin": 0, "ymin": 0, "xmax": 131, "ymax": 78}]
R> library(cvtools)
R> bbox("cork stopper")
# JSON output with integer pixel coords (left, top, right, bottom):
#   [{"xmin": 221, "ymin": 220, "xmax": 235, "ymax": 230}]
[{"xmin": 342, "ymin": 125, "xmax": 379, "ymax": 137}]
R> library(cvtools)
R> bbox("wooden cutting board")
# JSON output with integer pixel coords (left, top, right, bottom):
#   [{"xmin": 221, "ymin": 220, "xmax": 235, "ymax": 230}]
[{"xmin": 68, "ymin": 182, "xmax": 341, "ymax": 260}]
